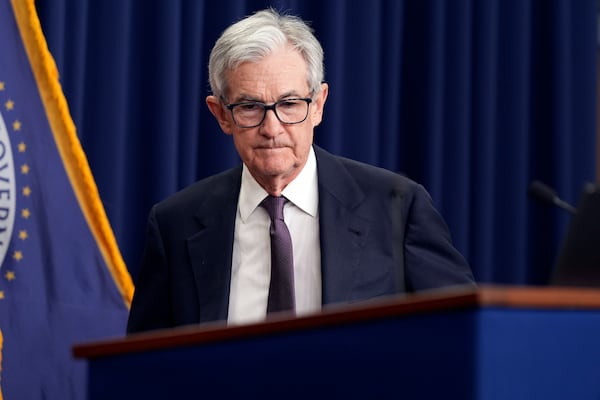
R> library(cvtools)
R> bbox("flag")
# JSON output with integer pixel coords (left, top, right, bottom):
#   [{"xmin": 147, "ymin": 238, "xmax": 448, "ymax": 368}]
[{"xmin": 0, "ymin": 0, "xmax": 134, "ymax": 398}]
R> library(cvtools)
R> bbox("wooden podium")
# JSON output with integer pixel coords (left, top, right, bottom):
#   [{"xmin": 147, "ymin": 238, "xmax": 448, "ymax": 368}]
[{"xmin": 73, "ymin": 286, "xmax": 600, "ymax": 399}]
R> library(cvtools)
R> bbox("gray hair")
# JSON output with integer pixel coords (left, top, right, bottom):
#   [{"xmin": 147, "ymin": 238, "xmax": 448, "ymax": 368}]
[{"xmin": 208, "ymin": 8, "xmax": 324, "ymax": 99}]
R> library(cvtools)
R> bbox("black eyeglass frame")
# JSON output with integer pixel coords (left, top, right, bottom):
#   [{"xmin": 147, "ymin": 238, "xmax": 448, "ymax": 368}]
[{"xmin": 222, "ymin": 97, "xmax": 313, "ymax": 128}]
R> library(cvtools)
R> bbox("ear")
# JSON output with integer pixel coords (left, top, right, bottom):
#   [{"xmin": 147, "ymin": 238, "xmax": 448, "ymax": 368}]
[
  {"xmin": 311, "ymin": 82, "xmax": 329, "ymax": 127},
  {"xmin": 206, "ymin": 95, "xmax": 234, "ymax": 135}
]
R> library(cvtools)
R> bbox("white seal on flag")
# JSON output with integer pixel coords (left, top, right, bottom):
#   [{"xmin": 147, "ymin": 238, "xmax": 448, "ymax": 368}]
[{"xmin": 0, "ymin": 112, "xmax": 16, "ymax": 270}]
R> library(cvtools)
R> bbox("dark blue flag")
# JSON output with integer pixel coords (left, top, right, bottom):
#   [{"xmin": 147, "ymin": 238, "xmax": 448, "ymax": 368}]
[{"xmin": 0, "ymin": 0, "xmax": 134, "ymax": 398}]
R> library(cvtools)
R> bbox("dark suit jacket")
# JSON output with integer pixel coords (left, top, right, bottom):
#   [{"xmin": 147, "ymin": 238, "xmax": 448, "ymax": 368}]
[{"xmin": 127, "ymin": 145, "xmax": 475, "ymax": 333}]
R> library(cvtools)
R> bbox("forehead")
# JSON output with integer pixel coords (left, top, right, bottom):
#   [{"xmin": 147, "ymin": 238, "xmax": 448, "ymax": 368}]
[{"xmin": 225, "ymin": 47, "xmax": 309, "ymax": 101}]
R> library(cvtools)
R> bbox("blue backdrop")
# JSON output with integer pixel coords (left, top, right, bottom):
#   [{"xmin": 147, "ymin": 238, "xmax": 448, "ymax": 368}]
[{"xmin": 35, "ymin": 0, "xmax": 598, "ymax": 286}]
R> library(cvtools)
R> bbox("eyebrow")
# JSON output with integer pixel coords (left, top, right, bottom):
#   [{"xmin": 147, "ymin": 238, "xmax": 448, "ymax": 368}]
[{"xmin": 233, "ymin": 91, "xmax": 303, "ymax": 103}]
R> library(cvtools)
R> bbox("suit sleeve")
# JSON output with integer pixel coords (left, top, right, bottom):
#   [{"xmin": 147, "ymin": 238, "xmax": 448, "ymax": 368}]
[{"xmin": 402, "ymin": 184, "xmax": 476, "ymax": 291}]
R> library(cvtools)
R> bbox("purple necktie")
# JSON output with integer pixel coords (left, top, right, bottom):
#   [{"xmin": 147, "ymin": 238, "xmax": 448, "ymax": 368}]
[{"xmin": 261, "ymin": 195, "xmax": 295, "ymax": 313}]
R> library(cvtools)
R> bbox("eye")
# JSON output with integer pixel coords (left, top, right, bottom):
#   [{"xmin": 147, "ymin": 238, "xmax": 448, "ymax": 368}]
[
  {"xmin": 278, "ymin": 99, "xmax": 301, "ymax": 109},
  {"xmin": 238, "ymin": 102, "xmax": 262, "ymax": 111}
]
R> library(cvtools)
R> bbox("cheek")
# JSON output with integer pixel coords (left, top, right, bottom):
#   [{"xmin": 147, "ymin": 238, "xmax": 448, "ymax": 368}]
[
  {"xmin": 294, "ymin": 128, "xmax": 314, "ymax": 152},
  {"xmin": 231, "ymin": 133, "xmax": 252, "ymax": 156}
]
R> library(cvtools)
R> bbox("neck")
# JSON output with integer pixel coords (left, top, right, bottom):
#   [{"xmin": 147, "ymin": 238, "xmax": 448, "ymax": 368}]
[{"xmin": 255, "ymin": 176, "xmax": 293, "ymax": 197}]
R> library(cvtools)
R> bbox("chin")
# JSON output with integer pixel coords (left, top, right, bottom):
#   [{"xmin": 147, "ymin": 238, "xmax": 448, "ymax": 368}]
[
  {"xmin": 262, "ymin": 165, "xmax": 293, "ymax": 177},
  {"xmin": 256, "ymin": 159, "xmax": 295, "ymax": 177}
]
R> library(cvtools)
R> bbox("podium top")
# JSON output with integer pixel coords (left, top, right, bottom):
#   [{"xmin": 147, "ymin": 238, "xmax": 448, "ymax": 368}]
[{"xmin": 73, "ymin": 285, "xmax": 600, "ymax": 359}]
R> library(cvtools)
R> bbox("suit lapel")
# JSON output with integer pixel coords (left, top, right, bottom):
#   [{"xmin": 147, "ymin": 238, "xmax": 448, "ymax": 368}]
[
  {"xmin": 183, "ymin": 148, "xmax": 374, "ymax": 318},
  {"xmin": 186, "ymin": 168, "xmax": 241, "ymax": 323},
  {"xmin": 314, "ymin": 146, "xmax": 371, "ymax": 304}
]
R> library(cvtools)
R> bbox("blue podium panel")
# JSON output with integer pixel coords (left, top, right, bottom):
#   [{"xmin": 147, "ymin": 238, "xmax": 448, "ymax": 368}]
[
  {"xmin": 477, "ymin": 309, "xmax": 600, "ymax": 400},
  {"xmin": 88, "ymin": 310, "xmax": 477, "ymax": 399},
  {"xmin": 74, "ymin": 287, "xmax": 600, "ymax": 400}
]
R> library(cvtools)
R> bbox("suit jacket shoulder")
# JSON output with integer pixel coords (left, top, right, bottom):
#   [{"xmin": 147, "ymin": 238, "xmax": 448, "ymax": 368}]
[
  {"xmin": 127, "ymin": 167, "xmax": 241, "ymax": 332},
  {"xmin": 313, "ymin": 145, "xmax": 474, "ymax": 304}
]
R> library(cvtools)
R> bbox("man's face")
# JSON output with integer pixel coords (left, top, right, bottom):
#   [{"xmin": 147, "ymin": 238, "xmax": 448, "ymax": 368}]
[{"xmin": 207, "ymin": 46, "xmax": 328, "ymax": 192}]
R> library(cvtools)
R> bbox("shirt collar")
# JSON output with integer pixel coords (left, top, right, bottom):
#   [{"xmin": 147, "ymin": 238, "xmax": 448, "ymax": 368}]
[{"xmin": 238, "ymin": 146, "xmax": 319, "ymax": 221}]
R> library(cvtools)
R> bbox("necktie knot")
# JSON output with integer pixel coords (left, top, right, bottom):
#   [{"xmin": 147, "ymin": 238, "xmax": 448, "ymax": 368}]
[{"xmin": 261, "ymin": 195, "xmax": 286, "ymax": 222}]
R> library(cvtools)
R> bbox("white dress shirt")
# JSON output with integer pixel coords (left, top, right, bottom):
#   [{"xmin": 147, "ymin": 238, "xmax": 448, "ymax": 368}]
[{"xmin": 227, "ymin": 147, "xmax": 322, "ymax": 325}]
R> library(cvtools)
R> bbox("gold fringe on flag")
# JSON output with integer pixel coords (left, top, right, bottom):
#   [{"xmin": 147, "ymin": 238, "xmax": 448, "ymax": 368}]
[{"xmin": 10, "ymin": 0, "xmax": 134, "ymax": 306}]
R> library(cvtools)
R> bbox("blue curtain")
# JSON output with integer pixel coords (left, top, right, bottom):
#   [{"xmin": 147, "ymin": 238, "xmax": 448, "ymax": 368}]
[{"xmin": 35, "ymin": 0, "xmax": 597, "ymax": 285}]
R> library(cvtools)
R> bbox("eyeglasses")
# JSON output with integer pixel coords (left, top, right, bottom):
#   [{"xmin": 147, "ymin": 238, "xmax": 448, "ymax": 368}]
[{"xmin": 223, "ymin": 97, "xmax": 312, "ymax": 128}]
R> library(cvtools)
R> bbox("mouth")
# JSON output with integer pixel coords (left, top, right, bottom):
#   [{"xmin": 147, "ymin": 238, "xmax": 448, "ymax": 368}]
[{"xmin": 256, "ymin": 144, "xmax": 289, "ymax": 150}]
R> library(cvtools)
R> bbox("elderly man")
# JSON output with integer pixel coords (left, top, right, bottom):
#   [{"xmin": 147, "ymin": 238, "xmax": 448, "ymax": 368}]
[{"xmin": 127, "ymin": 8, "xmax": 475, "ymax": 333}]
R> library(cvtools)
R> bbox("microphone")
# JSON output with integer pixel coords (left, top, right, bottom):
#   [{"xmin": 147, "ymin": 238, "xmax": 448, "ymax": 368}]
[{"xmin": 527, "ymin": 180, "xmax": 577, "ymax": 215}]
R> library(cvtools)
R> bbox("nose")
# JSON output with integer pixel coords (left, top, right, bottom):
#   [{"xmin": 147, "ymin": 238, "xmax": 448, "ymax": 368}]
[{"xmin": 260, "ymin": 108, "xmax": 283, "ymax": 137}]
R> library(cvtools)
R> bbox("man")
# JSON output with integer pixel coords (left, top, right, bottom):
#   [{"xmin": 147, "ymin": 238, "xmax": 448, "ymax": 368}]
[{"xmin": 127, "ymin": 8, "xmax": 475, "ymax": 333}]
